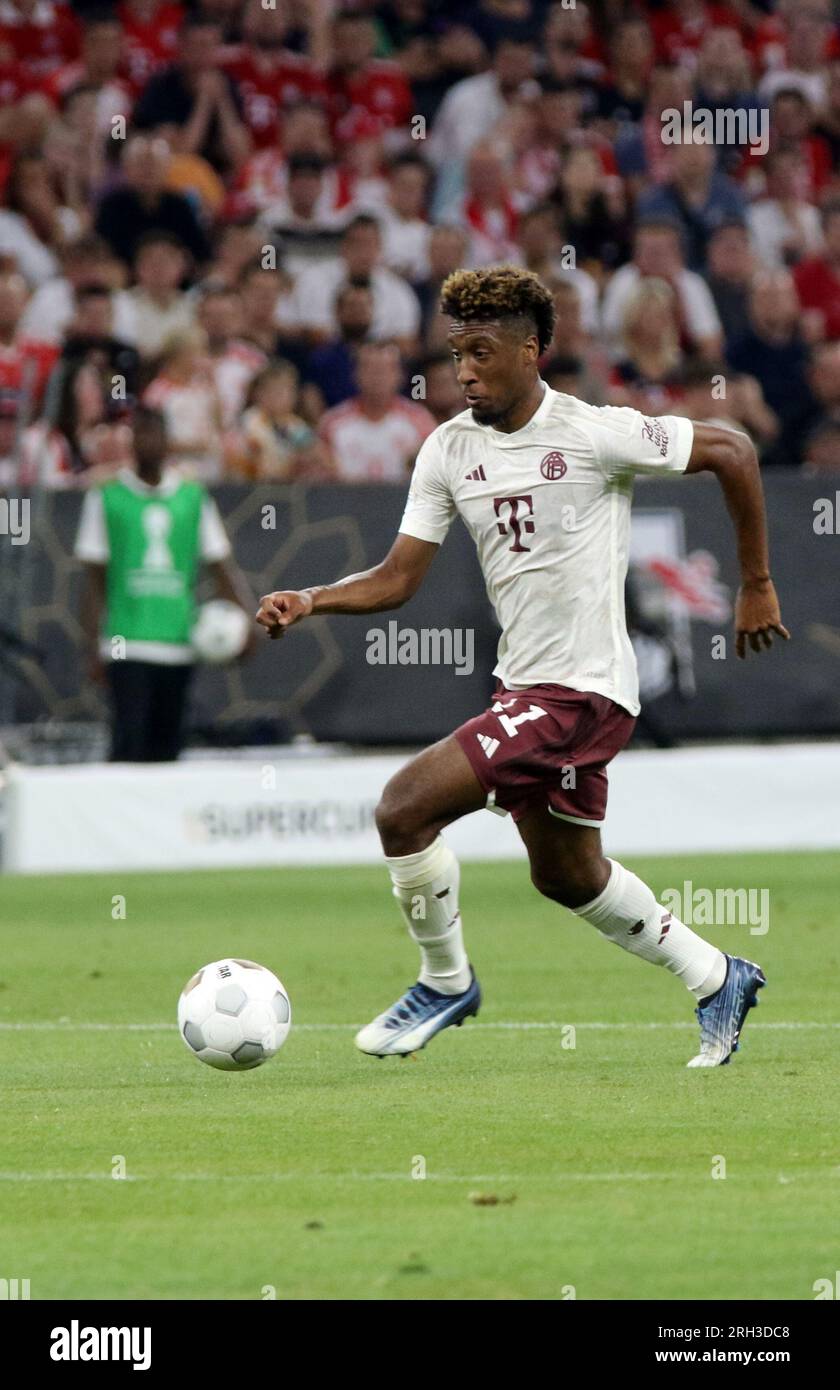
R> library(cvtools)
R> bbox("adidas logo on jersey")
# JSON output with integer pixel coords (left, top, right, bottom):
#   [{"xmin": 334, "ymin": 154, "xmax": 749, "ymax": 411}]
[
  {"xmin": 465, "ymin": 465, "xmax": 487, "ymax": 482},
  {"xmin": 476, "ymin": 733, "xmax": 499, "ymax": 759}
]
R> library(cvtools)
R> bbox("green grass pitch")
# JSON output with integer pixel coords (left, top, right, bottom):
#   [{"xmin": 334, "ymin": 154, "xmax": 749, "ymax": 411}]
[{"xmin": 1, "ymin": 851, "xmax": 837, "ymax": 1301}]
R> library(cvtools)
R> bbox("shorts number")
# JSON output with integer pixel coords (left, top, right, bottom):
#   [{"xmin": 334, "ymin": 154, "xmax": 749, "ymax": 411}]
[{"xmin": 491, "ymin": 701, "xmax": 548, "ymax": 738}]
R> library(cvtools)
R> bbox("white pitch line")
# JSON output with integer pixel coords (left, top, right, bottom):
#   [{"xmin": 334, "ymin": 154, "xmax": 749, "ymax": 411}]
[
  {"xmin": 0, "ymin": 1170, "xmax": 827, "ymax": 1184},
  {"xmin": 0, "ymin": 1020, "xmax": 837, "ymax": 1033}
]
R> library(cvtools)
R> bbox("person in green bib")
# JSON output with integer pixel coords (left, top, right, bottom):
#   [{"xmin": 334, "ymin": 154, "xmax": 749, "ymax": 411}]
[{"xmin": 75, "ymin": 405, "xmax": 254, "ymax": 761}]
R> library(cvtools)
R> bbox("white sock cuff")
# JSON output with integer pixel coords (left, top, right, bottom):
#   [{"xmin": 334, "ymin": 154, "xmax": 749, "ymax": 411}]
[
  {"xmin": 573, "ymin": 858, "xmax": 624, "ymax": 919},
  {"xmin": 385, "ymin": 836, "xmax": 454, "ymax": 889}
]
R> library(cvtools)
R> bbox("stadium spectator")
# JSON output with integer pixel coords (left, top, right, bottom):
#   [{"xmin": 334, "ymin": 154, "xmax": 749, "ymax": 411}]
[
  {"xmin": 613, "ymin": 63, "xmax": 693, "ymax": 189},
  {"xmin": 758, "ymin": 9, "xmax": 832, "ymax": 109},
  {"xmin": 132, "ymin": 14, "xmax": 251, "ymax": 174},
  {"xmin": 793, "ymin": 201, "xmax": 840, "ymax": 341},
  {"xmin": 259, "ymin": 153, "xmax": 348, "ymax": 277},
  {"xmin": 119, "ymin": 230, "xmax": 195, "ymax": 359},
  {"xmin": 200, "ymin": 218, "xmax": 263, "ymax": 290},
  {"xmin": 637, "ymin": 139, "xmax": 747, "ymax": 272},
  {"xmin": 318, "ymin": 339, "xmax": 434, "ymax": 482},
  {"xmin": 705, "ymin": 221, "xmax": 755, "ymax": 349},
  {"xmin": 333, "ymin": 106, "xmax": 390, "ymax": 212},
  {"xmin": 452, "ymin": 141, "xmax": 520, "ymax": 266},
  {"xmin": 0, "ymin": 388, "xmax": 21, "ymax": 489},
  {"xmin": 21, "ymin": 357, "xmax": 130, "ymax": 487},
  {"xmin": 801, "ymin": 419, "xmax": 840, "ymax": 473},
  {"xmin": 43, "ymin": 84, "xmax": 110, "ymax": 222},
  {"xmin": 41, "ymin": 11, "xmax": 132, "ymax": 136},
  {"xmin": 95, "ymin": 134, "xmax": 211, "ymax": 267},
  {"xmin": 236, "ymin": 257, "xmax": 293, "ymax": 358},
  {"xmin": 0, "ymin": 152, "xmax": 82, "ymax": 286},
  {"xmin": 196, "ymin": 284, "xmax": 265, "ymax": 428},
  {"xmin": 608, "ymin": 278, "xmax": 685, "ymax": 414},
  {"xmin": 765, "ymin": 340, "xmax": 840, "ymax": 469},
  {"xmin": 759, "ymin": 87, "xmax": 832, "ymax": 202},
  {"xmin": 814, "ymin": 58, "xmax": 840, "ymax": 168},
  {"xmin": 674, "ymin": 358, "xmax": 778, "ymax": 450},
  {"xmin": 553, "ymin": 146, "xmax": 630, "ymax": 273},
  {"xmin": 727, "ymin": 270, "xmax": 811, "ymax": 437},
  {"xmin": 231, "ymin": 101, "xmax": 338, "ymax": 218},
  {"xmin": 328, "ymin": 11, "xmax": 413, "ymax": 139},
  {"xmin": 289, "ymin": 214, "xmax": 420, "ymax": 353},
  {"xmin": 234, "ymin": 361, "xmax": 327, "ymax": 480},
  {"xmin": 375, "ymin": 152, "xmax": 431, "ymax": 284},
  {"xmin": 594, "ymin": 18, "xmax": 651, "ymax": 130},
  {"xmin": 74, "ymin": 402, "xmax": 253, "ymax": 761},
  {"xmin": 518, "ymin": 203, "xmax": 599, "ymax": 334},
  {"xmin": 59, "ymin": 284, "xmax": 140, "ymax": 402},
  {"xmin": 601, "ymin": 219, "xmax": 723, "ymax": 361},
  {"xmin": 0, "ymin": 0, "xmax": 81, "ymax": 80},
  {"xmin": 222, "ymin": 0, "xmax": 330, "ymax": 152},
  {"xmin": 414, "ymin": 223, "xmax": 471, "ymax": 350},
  {"xmin": 18, "ymin": 234, "xmax": 132, "ymax": 346},
  {"xmin": 747, "ymin": 149, "xmax": 824, "ymax": 269},
  {"xmin": 303, "ymin": 278, "xmax": 373, "ymax": 414},
  {"xmin": 541, "ymin": 2, "xmax": 603, "ymax": 99},
  {"xmin": 143, "ymin": 327, "xmax": 223, "ymax": 480},
  {"xmin": 693, "ymin": 27, "xmax": 759, "ymax": 171},
  {"xmin": 429, "ymin": 36, "xmax": 536, "ymax": 167},
  {"xmin": 0, "ymin": 269, "xmax": 58, "ymax": 405},
  {"xmin": 117, "ymin": 0, "xmax": 186, "ymax": 98},
  {"xmin": 415, "ymin": 349, "xmax": 463, "ymax": 425}
]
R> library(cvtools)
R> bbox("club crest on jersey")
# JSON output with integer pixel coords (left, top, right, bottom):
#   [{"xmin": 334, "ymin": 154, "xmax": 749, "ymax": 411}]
[{"xmin": 540, "ymin": 451, "xmax": 567, "ymax": 480}]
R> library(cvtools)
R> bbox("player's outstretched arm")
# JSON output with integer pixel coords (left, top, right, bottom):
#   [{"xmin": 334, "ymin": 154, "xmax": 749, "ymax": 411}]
[
  {"xmin": 256, "ymin": 534, "xmax": 439, "ymax": 639},
  {"xmin": 685, "ymin": 422, "xmax": 791, "ymax": 658}
]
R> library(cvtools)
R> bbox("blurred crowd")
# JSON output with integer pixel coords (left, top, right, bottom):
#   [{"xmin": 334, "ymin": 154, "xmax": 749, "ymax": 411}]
[{"xmin": 2, "ymin": 0, "xmax": 840, "ymax": 488}]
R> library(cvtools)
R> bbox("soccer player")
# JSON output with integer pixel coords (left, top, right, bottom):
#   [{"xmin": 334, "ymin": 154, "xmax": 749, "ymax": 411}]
[{"xmin": 256, "ymin": 267, "xmax": 790, "ymax": 1068}]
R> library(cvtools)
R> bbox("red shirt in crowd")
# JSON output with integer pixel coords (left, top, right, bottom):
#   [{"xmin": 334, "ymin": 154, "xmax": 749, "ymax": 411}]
[
  {"xmin": 793, "ymin": 256, "xmax": 840, "ymax": 340},
  {"xmin": 0, "ymin": 0, "xmax": 80, "ymax": 78},
  {"xmin": 117, "ymin": 0, "xmax": 184, "ymax": 96},
  {"xmin": 328, "ymin": 59, "xmax": 413, "ymax": 137},
  {"xmin": 223, "ymin": 47, "xmax": 331, "ymax": 149}
]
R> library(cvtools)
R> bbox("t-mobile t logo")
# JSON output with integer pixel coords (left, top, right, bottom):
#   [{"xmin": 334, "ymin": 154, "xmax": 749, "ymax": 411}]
[{"xmin": 494, "ymin": 495, "xmax": 535, "ymax": 552}]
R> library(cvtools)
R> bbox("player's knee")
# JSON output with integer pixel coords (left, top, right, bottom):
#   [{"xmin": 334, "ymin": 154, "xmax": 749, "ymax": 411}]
[
  {"xmin": 375, "ymin": 782, "xmax": 426, "ymax": 854},
  {"xmin": 530, "ymin": 858, "xmax": 605, "ymax": 909}
]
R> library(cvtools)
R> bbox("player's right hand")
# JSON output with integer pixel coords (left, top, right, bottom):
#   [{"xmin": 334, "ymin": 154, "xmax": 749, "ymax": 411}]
[{"xmin": 256, "ymin": 590, "xmax": 314, "ymax": 639}]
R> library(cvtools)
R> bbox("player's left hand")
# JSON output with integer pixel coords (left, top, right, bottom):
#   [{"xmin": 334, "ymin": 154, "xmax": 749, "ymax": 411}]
[{"xmin": 734, "ymin": 578, "xmax": 790, "ymax": 658}]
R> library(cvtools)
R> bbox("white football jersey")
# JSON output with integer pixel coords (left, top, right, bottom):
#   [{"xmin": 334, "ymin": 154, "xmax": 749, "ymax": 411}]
[{"xmin": 398, "ymin": 382, "xmax": 694, "ymax": 716}]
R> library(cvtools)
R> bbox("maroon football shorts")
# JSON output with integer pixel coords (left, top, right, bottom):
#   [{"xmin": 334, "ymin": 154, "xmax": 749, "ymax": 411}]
[{"xmin": 453, "ymin": 683, "xmax": 637, "ymax": 826}]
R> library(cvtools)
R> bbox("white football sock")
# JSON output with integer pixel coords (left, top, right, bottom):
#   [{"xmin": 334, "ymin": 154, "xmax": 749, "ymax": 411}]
[
  {"xmin": 574, "ymin": 859, "xmax": 727, "ymax": 1000},
  {"xmin": 385, "ymin": 837, "xmax": 471, "ymax": 995}
]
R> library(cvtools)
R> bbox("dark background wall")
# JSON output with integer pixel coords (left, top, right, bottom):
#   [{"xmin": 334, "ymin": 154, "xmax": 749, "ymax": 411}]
[{"xmin": 1, "ymin": 473, "xmax": 837, "ymax": 745}]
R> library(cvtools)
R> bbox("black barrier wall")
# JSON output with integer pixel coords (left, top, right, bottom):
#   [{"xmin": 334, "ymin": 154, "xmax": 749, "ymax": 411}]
[{"xmin": 2, "ymin": 475, "xmax": 838, "ymax": 743}]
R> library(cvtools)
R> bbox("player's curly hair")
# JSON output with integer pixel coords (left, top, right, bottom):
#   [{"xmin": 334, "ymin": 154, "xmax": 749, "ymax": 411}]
[{"xmin": 439, "ymin": 265, "xmax": 556, "ymax": 354}]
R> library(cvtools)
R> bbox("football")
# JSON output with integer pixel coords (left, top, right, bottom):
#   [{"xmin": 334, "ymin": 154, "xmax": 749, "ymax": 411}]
[
  {"xmin": 191, "ymin": 599, "xmax": 251, "ymax": 664},
  {"xmin": 177, "ymin": 958, "xmax": 291, "ymax": 1070}
]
